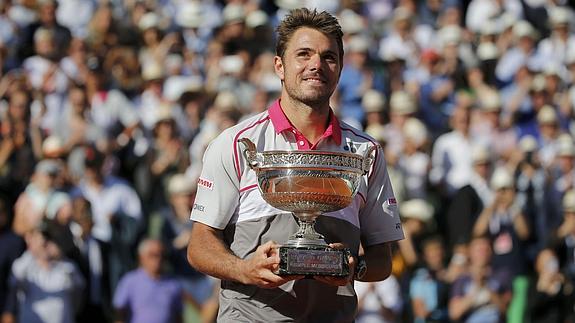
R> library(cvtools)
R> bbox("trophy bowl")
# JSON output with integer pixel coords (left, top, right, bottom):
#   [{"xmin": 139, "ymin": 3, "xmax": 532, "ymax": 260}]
[{"xmin": 239, "ymin": 138, "xmax": 376, "ymax": 277}]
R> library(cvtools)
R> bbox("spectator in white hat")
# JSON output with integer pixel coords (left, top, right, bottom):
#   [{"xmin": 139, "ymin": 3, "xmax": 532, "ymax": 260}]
[
  {"xmin": 472, "ymin": 166, "xmax": 531, "ymax": 322},
  {"xmin": 399, "ymin": 117, "xmax": 430, "ymax": 200},
  {"xmin": 495, "ymin": 20, "xmax": 539, "ymax": 85},
  {"xmin": 536, "ymin": 6, "xmax": 575, "ymax": 67},
  {"xmin": 397, "ymin": 199, "xmax": 435, "ymax": 268},
  {"xmin": 471, "ymin": 89, "xmax": 518, "ymax": 163},
  {"xmin": 382, "ymin": 90, "xmax": 417, "ymax": 158},
  {"xmin": 362, "ymin": 89, "xmax": 386, "ymax": 131},
  {"xmin": 536, "ymin": 105, "xmax": 562, "ymax": 167},
  {"xmin": 378, "ymin": 7, "xmax": 421, "ymax": 68}
]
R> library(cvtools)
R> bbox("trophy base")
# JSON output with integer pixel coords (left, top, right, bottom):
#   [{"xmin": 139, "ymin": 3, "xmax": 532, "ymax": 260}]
[{"xmin": 276, "ymin": 245, "xmax": 351, "ymax": 277}]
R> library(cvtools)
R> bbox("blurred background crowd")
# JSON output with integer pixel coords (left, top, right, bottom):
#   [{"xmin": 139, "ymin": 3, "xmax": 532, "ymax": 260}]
[{"xmin": 0, "ymin": 0, "xmax": 575, "ymax": 322}]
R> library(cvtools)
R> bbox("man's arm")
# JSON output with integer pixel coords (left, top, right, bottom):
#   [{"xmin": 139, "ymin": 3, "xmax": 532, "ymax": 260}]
[
  {"xmin": 314, "ymin": 241, "xmax": 391, "ymax": 287},
  {"xmin": 359, "ymin": 242, "xmax": 392, "ymax": 282},
  {"xmin": 187, "ymin": 222, "xmax": 302, "ymax": 289}
]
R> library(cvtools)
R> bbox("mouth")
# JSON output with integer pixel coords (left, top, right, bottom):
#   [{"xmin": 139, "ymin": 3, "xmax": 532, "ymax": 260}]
[{"xmin": 302, "ymin": 76, "xmax": 326, "ymax": 84}]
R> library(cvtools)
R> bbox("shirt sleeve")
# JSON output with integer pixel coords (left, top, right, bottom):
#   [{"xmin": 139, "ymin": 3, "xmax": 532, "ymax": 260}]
[
  {"xmin": 190, "ymin": 129, "xmax": 241, "ymax": 229},
  {"xmin": 112, "ymin": 274, "xmax": 131, "ymax": 310},
  {"xmin": 359, "ymin": 146, "xmax": 404, "ymax": 246}
]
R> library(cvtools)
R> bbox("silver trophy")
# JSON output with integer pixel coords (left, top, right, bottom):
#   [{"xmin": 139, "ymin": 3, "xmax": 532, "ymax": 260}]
[{"xmin": 239, "ymin": 138, "xmax": 377, "ymax": 277}]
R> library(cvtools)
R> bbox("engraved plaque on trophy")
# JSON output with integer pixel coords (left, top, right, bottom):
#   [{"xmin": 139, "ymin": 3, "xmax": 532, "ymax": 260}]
[{"xmin": 239, "ymin": 138, "xmax": 376, "ymax": 277}]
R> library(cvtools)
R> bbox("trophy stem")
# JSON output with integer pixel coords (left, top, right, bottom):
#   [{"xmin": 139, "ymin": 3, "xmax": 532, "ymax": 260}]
[{"xmin": 285, "ymin": 213, "xmax": 328, "ymax": 248}]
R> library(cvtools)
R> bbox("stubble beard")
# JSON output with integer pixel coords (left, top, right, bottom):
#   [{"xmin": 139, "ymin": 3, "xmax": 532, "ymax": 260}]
[{"xmin": 284, "ymin": 80, "xmax": 334, "ymax": 110}]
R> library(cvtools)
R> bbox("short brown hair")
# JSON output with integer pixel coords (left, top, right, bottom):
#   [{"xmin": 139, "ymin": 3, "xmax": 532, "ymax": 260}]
[{"xmin": 275, "ymin": 8, "xmax": 344, "ymax": 65}]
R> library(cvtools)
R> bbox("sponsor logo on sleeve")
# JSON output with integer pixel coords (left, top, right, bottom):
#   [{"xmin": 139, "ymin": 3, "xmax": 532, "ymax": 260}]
[
  {"xmin": 193, "ymin": 203, "xmax": 205, "ymax": 212},
  {"xmin": 197, "ymin": 177, "xmax": 214, "ymax": 190},
  {"xmin": 383, "ymin": 197, "xmax": 398, "ymax": 217}
]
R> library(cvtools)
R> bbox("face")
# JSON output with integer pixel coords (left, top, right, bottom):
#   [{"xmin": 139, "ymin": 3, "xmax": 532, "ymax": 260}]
[
  {"xmin": 423, "ymin": 240, "xmax": 444, "ymax": 270},
  {"xmin": 140, "ymin": 241, "xmax": 164, "ymax": 275},
  {"xmin": 274, "ymin": 27, "xmax": 341, "ymax": 108},
  {"xmin": 468, "ymin": 237, "xmax": 492, "ymax": 267}
]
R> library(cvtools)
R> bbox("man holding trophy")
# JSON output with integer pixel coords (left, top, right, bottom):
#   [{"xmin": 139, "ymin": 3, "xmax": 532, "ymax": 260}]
[{"xmin": 187, "ymin": 8, "xmax": 404, "ymax": 322}]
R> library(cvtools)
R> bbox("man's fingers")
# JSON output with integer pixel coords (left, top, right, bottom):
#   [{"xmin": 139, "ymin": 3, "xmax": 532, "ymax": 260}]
[
  {"xmin": 313, "ymin": 275, "xmax": 350, "ymax": 286},
  {"xmin": 328, "ymin": 243, "xmax": 345, "ymax": 250}
]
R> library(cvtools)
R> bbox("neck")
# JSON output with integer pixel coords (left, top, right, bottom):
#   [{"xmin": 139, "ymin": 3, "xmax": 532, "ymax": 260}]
[{"xmin": 280, "ymin": 95, "xmax": 331, "ymax": 144}]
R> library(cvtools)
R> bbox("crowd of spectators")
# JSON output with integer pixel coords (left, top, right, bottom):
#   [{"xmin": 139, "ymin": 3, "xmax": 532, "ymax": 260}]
[{"xmin": 0, "ymin": 0, "xmax": 575, "ymax": 322}]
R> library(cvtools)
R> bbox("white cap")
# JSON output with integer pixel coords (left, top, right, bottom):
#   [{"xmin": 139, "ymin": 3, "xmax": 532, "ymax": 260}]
[
  {"xmin": 556, "ymin": 134, "xmax": 575, "ymax": 157},
  {"xmin": 138, "ymin": 12, "xmax": 160, "ymax": 31},
  {"xmin": 220, "ymin": 55, "xmax": 244, "ymax": 74},
  {"xmin": 531, "ymin": 74, "xmax": 546, "ymax": 92},
  {"xmin": 392, "ymin": 7, "xmax": 413, "ymax": 23},
  {"xmin": 176, "ymin": 2, "xmax": 204, "ymax": 29},
  {"xmin": 490, "ymin": 167, "xmax": 514, "ymax": 190},
  {"xmin": 563, "ymin": 189, "xmax": 575, "ymax": 213},
  {"xmin": 214, "ymin": 91, "xmax": 238, "ymax": 111},
  {"xmin": 480, "ymin": 90, "xmax": 502, "ymax": 111},
  {"xmin": 472, "ymin": 145, "xmax": 491, "ymax": 164},
  {"xmin": 275, "ymin": 0, "xmax": 304, "ymax": 10},
  {"xmin": 402, "ymin": 118, "xmax": 428, "ymax": 146},
  {"xmin": 142, "ymin": 61, "xmax": 165, "ymax": 81},
  {"xmin": 222, "ymin": 4, "xmax": 245, "ymax": 24},
  {"xmin": 390, "ymin": 91, "xmax": 416, "ymax": 115},
  {"xmin": 379, "ymin": 41, "xmax": 409, "ymax": 62},
  {"xmin": 513, "ymin": 20, "xmax": 538, "ymax": 39},
  {"xmin": 153, "ymin": 103, "xmax": 174, "ymax": 125},
  {"xmin": 549, "ymin": 6, "xmax": 571, "ymax": 26},
  {"xmin": 480, "ymin": 22, "xmax": 500, "ymax": 36},
  {"xmin": 537, "ymin": 105, "xmax": 557, "ymax": 124},
  {"xmin": 365, "ymin": 124, "xmax": 386, "ymax": 143},
  {"xmin": 34, "ymin": 27, "xmax": 54, "ymax": 43},
  {"xmin": 543, "ymin": 64, "xmax": 561, "ymax": 77},
  {"xmin": 499, "ymin": 12, "xmax": 518, "ymax": 31},
  {"xmin": 476, "ymin": 42, "xmax": 499, "ymax": 60},
  {"xmin": 362, "ymin": 90, "xmax": 385, "ymax": 113},
  {"xmin": 246, "ymin": 10, "xmax": 268, "ymax": 28},
  {"xmin": 400, "ymin": 199, "xmax": 434, "ymax": 223},
  {"xmin": 438, "ymin": 25, "xmax": 462, "ymax": 47},
  {"xmin": 346, "ymin": 35, "xmax": 369, "ymax": 53},
  {"xmin": 42, "ymin": 135, "xmax": 64, "ymax": 157},
  {"xmin": 339, "ymin": 9, "xmax": 365, "ymax": 34},
  {"xmin": 519, "ymin": 135, "xmax": 538, "ymax": 152},
  {"xmin": 168, "ymin": 174, "xmax": 196, "ymax": 195}
]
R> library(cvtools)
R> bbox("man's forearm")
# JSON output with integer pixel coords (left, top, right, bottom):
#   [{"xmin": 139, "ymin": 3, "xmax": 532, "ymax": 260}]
[
  {"xmin": 360, "ymin": 242, "xmax": 392, "ymax": 282},
  {"xmin": 187, "ymin": 222, "xmax": 246, "ymax": 283}
]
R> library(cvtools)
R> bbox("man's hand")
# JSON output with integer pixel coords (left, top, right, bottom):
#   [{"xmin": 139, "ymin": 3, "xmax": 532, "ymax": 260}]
[
  {"xmin": 240, "ymin": 241, "xmax": 303, "ymax": 289},
  {"xmin": 313, "ymin": 243, "xmax": 355, "ymax": 287}
]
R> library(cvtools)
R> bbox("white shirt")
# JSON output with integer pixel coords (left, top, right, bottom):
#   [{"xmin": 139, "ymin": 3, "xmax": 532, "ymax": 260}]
[
  {"xmin": 355, "ymin": 276, "xmax": 403, "ymax": 323},
  {"xmin": 77, "ymin": 176, "xmax": 142, "ymax": 242},
  {"xmin": 430, "ymin": 131, "xmax": 475, "ymax": 194},
  {"xmin": 11, "ymin": 252, "xmax": 85, "ymax": 323}
]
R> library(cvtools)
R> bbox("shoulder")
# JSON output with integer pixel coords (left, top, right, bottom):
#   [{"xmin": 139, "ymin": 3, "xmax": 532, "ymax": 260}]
[
  {"xmin": 11, "ymin": 252, "xmax": 34, "ymax": 276},
  {"xmin": 339, "ymin": 121, "xmax": 378, "ymax": 145},
  {"xmin": 204, "ymin": 111, "xmax": 270, "ymax": 156},
  {"xmin": 117, "ymin": 269, "xmax": 143, "ymax": 286}
]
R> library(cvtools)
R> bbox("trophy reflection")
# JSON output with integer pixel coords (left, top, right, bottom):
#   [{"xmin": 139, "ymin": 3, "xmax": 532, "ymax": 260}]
[{"xmin": 239, "ymin": 138, "xmax": 376, "ymax": 277}]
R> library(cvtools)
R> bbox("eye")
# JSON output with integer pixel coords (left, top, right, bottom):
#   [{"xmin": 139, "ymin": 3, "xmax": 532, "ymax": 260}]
[
  {"xmin": 297, "ymin": 50, "xmax": 311, "ymax": 58},
  {"xmin": 324, "ymin": 54, "xmax": 337, "ymax": 62}
]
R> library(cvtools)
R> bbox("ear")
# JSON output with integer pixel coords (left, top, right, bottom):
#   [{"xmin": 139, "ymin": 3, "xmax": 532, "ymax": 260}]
[{"xmin": 274, "ymin": 56, "xmax": 285, "ymax": 81}]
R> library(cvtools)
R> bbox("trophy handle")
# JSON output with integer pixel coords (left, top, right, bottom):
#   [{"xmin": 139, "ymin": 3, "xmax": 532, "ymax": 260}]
[
  {"xmin": 238, "ymin": 138, "xmax": 260, "ymax": 169},
  {"xmin": 362, "ymin": 144, "xmax": 378, "ymax": 174}
]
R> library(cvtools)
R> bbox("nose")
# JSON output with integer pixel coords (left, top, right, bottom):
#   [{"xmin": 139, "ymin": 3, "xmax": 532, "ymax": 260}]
[{"xmin": 308, "ymin": 53, "xmax": 322, "ymax": 70}]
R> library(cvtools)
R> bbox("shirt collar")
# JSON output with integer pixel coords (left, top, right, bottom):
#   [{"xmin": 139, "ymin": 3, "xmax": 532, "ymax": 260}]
[{"xmin": 268, "ymin": 99, "xmax": 342, "ymax": 146}]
